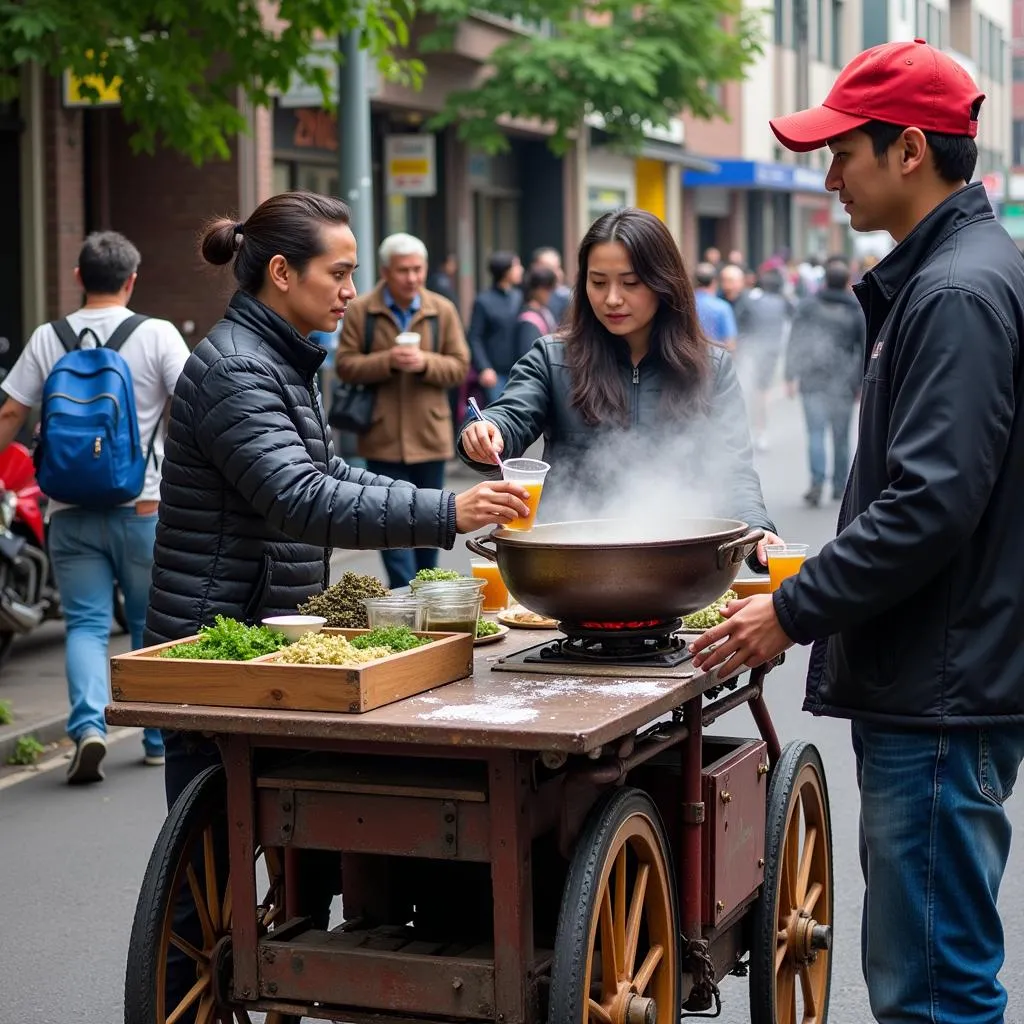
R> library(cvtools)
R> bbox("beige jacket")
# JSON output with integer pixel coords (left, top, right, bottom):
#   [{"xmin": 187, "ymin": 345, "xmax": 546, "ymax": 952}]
[{"xmin": 335, "ymin": 285, "xmax": 469, "ymax": 463}]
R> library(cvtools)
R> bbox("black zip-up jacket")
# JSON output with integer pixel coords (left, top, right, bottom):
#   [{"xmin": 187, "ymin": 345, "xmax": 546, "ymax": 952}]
[
  {"xmin": 784, "ymin": 288, "xmax": 865, "ymax": 397},
  {"xmin": 467, "ymin": 286, "xmax": 524, "ymax": 376},
  {"xmin": 146, "ymin": 292, "xmax": 457, "ymax": 644},
  {"xmin": 457, "ymin": 336, "xmax": 775, "ymax": 551},
  {"xmin": 773, "ymin": 183, "xmax": 1024, "ymax": 726}
]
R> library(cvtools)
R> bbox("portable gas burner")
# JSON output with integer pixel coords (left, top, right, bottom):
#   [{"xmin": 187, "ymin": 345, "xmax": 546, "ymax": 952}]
[{"xmin": 491, "ymin": 617, "xmax": 690, "ymax": 671}]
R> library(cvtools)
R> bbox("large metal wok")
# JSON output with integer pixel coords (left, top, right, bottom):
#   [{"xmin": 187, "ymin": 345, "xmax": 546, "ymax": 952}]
[{"xmin": 466, "ymin": 518, "xmax": 763, "ymax": 623}]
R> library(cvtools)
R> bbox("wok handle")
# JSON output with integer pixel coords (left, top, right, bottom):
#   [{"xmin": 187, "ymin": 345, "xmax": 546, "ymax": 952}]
[
  {"xmin": 717, "ymin": 528, "xmax": 765, "ymax": 569},
  {"xmin": 466, "ymin": 532, "xmax": 499, "ymax": 562}
]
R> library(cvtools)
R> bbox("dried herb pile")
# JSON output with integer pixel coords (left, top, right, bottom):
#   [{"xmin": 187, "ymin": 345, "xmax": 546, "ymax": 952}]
[{"xmin": 298, "ymin": 572, "xmax": 390, "ymax": 628}]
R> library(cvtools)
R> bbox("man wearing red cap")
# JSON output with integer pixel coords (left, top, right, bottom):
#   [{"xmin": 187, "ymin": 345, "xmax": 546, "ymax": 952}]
[{"xmin": 691, "ymin": 39, "xmax": 1024, "ymax": 1024}]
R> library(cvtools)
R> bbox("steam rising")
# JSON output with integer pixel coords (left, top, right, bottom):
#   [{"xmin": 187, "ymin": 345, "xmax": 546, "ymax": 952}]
[{"xmin": 529, "ymin": 414, "xmax": 749, "ymax": 544}]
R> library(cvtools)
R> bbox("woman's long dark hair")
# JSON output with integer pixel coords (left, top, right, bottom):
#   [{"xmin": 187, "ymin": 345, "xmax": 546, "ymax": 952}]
[{"xmin": 564, "ymin": 208, "xmax": 710, "ymax": 425}]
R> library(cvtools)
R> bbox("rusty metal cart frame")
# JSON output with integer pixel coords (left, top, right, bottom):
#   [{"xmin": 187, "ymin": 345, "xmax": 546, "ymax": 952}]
[{"xmin": 109, "ymin": 629, "xmax": 833, "ymax": 1024}]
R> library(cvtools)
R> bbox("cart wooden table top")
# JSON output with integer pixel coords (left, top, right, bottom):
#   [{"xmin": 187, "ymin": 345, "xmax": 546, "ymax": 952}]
[{"xmin": 106, "ymin": 628, "xmax": 724, "ymax": 754}]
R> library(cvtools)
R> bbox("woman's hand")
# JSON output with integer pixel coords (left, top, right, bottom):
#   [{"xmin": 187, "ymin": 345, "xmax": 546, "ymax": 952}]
[
  {"xmin": 454, "ymin": 481, "xmax": 531, "ymax": 533},
  {"xmin": 461, "ymin": 420, "xmax": 505, "ymax": 467},
  {"xmin": 757, "ymin": 531, "xmax": 784, "ymax": 566}
]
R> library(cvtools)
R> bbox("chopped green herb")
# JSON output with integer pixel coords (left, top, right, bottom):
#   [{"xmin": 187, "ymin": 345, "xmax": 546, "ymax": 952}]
[
  {"xmin": 160, "ymin": 616, "xmax": 288, "ymax": 661},
  {"xmin": 476, "ymin": 618, "xmax": 501, "ymax": 638},
  {"xmin": 681, "ymin": 591, "xmax": 740, "ymax": 631},
  {"xmin": 350, "ymin": 626, "xmax": 430, "ymax": 653},
  {"xmin": 411, "ymin": 568, "xmax": 466, "ymax": 583}
]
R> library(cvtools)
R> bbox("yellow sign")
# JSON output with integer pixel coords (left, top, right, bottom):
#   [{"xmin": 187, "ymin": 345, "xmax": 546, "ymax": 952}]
[{"xmin": 63, "ymin": 70, "xmax": 122, "ymax": 107}]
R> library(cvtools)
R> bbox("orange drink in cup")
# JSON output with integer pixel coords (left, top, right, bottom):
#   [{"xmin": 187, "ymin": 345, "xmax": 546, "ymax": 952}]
[
  {"xmin": 766, "ymin": 544, "xmax": 809, "ymax": 591},
  {"xmin": 500, "ymin": 458, "xmax": 550, "ymax": 530},
  {"xmin": 471, "ymin": 558, "xmax": 510, "ymax": 611}
]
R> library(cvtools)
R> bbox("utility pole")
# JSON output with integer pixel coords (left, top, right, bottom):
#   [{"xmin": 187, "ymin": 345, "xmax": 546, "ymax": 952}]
[{"xmin": 338, "ymin": 28, "xmax": 376, "ymax": 294}]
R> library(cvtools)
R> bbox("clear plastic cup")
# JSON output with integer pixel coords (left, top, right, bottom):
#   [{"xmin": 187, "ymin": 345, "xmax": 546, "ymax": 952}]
[
  {"xmin": 424, "ymin": 593, "xmax": 484, "ymax": 636},
  {"xmin": 500, "ymin": 458, "xmax": 550, "ymax": 530},
  {"xmin": 471, "ymin": 557, "xmax": 510, "ymax": 612},
  {"xmin": 409, "ymin": 577, "xmax": 486, "ymax": 597},
  {"xmin": 765, "ymin": 543, "xmax": 809, "ymax": 592},
  {"xmin": 395, "ymin": 332, "xmax": 421, "ymax": 347},
  {"xmin": 362, "ymin": 597, "xmax": 428, "ymax": 630}
]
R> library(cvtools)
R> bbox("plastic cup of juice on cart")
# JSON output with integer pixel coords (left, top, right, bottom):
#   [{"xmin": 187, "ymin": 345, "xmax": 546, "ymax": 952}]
[
  {"xmin": 424, "ymin": 593, "xmax": 484, "ymax": 637},
  {"xmin": 765, "ymin": 544, "xmax": 809, "ymax": 592},
  {"xmin": 471, "ymin": 557, "xmax": 510, "ymax": 612},
  {"xmin": 500, "ymin": 458, "xmax": 549, "ymax": 530},
  {"xmin": 362, "ymin": 597, "xmax": 428, "ymax": 630},
  {"xmin": 731, "ymin": 576, "xmax": 773, "ymax": 598},
  {"xmin": 261, "ymin": 615, "xmax": 327, "ymax": 642},
  {"xmin": 395, "ymin": 332, "xmax": 421, "ymax": 347}
]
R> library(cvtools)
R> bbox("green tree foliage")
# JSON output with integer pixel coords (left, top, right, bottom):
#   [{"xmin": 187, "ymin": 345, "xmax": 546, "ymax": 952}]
[
  {"xmin": 422, "ymin": 0, "xmax": 763, "ymax": 154},
  {"xmin": 0, "ymin": 0, "xmax": 761, "ymax": 163},
  {"xmin": 0, "ymin": 0, "xmax": 419, "ymax": 163}
]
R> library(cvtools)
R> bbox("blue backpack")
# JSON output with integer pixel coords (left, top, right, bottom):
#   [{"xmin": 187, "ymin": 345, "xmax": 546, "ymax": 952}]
[{"xmin": 35, "ymin": 315, "xmax": 157, "ymax": 507}]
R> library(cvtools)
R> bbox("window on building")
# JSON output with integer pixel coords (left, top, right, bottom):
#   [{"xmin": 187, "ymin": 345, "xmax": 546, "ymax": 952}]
[
  {"xmin": 916, "ymin": 0, "xmax": 927, "ymax": 39},
  {"xmin": 815, "ymin": 0, "xmax": 824, "ymax": 59},
  {"xmin": 926, "ymin": 3, "xmax": 938, "ymax": 45},
  {"xmin": 1013, "ymin": 120, "xmax": 1024, "ymax": 168},
  {"xmin": 992, "ymin": 24, "xmax": 1004, "ymax": 83},
  {"xmin": 937, "ymin": 9, "xmax": 947, "ymax": 48},
  {"xmin": 1014, "ymin": 55, "xmax": 1024, "ymax": 81},
  {"xmin": 775, "ymin": 0, "xmax": 786, "ymax": 44},
  {"xmin": 831, "ymin": 0, "xmax": 842, "ymax": 65}
]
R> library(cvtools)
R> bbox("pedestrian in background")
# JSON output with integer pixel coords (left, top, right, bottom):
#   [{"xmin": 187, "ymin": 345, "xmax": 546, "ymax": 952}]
[
  {"xmin": 784, "ymin": 256, "xmax": 865, "ymax": 507},
  {"xmin": 514, "ymin": 266, "xmax": 559, "ymax": 359},
  {"xmin": 693, "ymin": 262, "xmax": 737, "ymax": 351},
  {"xmin": 466, "ymin": 251, "xmax": 523, "ymax": 404},
  {"xmin": 0, "ymin": 231, "xmax": 189, "ymax": 783},
  {"xmin": 718, "ymin": 263, "xmax": 748, "ymax": 311},
  {"xmin": 335, "ymin": 232, "xmax": 470, "ymax": 589},
  {"xmin": 735, "ymin": 266, "xmax": 792, "ymax": 450},
  {"xmin": 427, "ymin": 252, "xmax": 459, "ymax": 308},
  {"xmin": 530, "ymin": 246, "xmax": 572, "ymax": 324},
  {"xmin": 691, "ymin": 39, "xmax": 1024, "ymax": 1024}
]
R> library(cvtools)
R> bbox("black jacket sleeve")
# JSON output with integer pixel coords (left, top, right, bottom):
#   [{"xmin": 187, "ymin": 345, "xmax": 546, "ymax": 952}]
[
  {"xmin": 194, "ymin": 357, "xmax": 457, "ymax": 551},
  {"xmin": 774, "ymin": 288, "xmax": 1017, "ymax": 643},
  {"xmin": 467, "ymin": 298, "xmax": 491, "ymax": 374},
  {"xmin": 456, "ymin": 338, "xmax": 554, "ymax": 478},
  {"xmin": 708, "ymin": 351, "xmax": 776, "ymax": 554}
]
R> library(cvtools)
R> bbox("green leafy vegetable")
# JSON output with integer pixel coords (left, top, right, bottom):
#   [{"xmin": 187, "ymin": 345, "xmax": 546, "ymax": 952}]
[
  {"xmin": 411, "ymin": 568, "xmax": 466, "ymax": 583},
  {"xmin": 350, "ymin": 626, "xmax": 430, "ymax": 653},
  {"xmin": 160, "ymin": 616, "xmax": 288, "ymax": 661},
  {"xmin": 476, "ymin": 618, "xmax": 501, "ymax": 638},
  {"xmin": 680, "ymin": 591, "xmax": 739, "ymax": 631}
]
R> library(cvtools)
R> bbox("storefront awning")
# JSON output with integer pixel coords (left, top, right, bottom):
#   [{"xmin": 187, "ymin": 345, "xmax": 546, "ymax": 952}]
[{"xmin": 683, "ymin": 158, "xmax": 828, "ymax": 194}]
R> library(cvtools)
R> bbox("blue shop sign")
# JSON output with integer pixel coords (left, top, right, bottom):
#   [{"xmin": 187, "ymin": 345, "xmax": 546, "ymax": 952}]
[{"xmin": 684, "ymin": 159, "xmax": 828, "ymax": 194}]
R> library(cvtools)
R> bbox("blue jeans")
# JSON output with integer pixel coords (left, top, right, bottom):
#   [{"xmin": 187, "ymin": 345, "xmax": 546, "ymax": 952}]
[
  {"xmin": 48, "ymin": 507, "xmax": 163, "ymax": 755},
  {"xmin": 801, "ymin": 391, "xmax": 853, "ymax": 493},
  {"xmin": 365, "ymin": 459, "xmax": 447, "ymax": 590},
  {"xmin": 852, "ymin": 721, "xmax": 1024, "ymax": 1024}
]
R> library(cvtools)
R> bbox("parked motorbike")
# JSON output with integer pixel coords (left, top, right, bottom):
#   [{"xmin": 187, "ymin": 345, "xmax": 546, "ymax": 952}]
[{"xmin": 0, "ymin": 442, "xmax": 61, "ymax": 666}]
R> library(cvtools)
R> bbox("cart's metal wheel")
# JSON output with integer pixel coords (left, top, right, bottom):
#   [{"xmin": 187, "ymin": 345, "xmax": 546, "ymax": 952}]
[
  {"xmin": 548, "ymin": 787, "xmax": 679, "ymax": 1024},
  {"xmin": 750, "ymin": 741, "xmax": 833, "ymax": 1024},
  {"xmin": 124, "ymin": 765, "xmax": 289, "ymax": 1024}
]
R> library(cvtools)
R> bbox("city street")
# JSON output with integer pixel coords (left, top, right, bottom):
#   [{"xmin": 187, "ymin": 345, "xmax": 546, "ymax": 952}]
[{"xmin": 0, "ymin": 394, "xmax": 1021, "ymax": 1024}]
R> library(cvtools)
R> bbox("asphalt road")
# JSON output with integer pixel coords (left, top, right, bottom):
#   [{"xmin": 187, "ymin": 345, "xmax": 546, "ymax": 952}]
[{"xmin": 0, "ymin": 395, "xmax": 1021, "ymax": 1024}]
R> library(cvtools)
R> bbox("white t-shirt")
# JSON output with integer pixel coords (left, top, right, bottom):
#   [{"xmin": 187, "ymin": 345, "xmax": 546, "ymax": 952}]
[{"xmin": 2, "ymin": 306, "xmax": 191, "ymax": 510}]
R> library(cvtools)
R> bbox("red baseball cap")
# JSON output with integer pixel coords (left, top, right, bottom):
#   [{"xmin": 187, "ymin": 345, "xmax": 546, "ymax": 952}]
[{"xmin": 770, "ymin": 38, "xmax": 984, "ymax": 152}]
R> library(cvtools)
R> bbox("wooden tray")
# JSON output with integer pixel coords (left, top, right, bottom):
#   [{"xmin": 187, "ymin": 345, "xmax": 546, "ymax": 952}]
[{"xmin": 109, "ymin": 629, "xmax": 474, "ymax": 714}]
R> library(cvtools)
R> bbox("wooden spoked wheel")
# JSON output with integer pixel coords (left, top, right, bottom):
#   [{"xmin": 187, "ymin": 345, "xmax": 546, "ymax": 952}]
[
  {"xmin": 548, "ymin": 788, "xmax": 679, "ymax": 1024},
  {"xmin": 750, "ymin": 741, "xmax": 833, "ymax": 1024},
  {"xmin": 125, "ymin": 766, "xmax": 290, "ymax": 1024}
]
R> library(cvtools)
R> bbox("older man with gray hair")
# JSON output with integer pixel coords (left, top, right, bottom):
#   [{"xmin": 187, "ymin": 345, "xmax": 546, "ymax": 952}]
[{"xmin": 336, "ymin": 232, "xmax": 470, "ymax": 588}]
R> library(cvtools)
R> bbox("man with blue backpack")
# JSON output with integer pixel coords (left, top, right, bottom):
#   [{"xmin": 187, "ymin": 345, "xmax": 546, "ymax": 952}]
[{"xmin": 0, "ymin": 231, "xmax": 189, "ymax": 783}]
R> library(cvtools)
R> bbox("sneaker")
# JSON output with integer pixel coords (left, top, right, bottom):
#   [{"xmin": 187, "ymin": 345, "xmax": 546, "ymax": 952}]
[
  {"xmin": 67, "ymin": 729, "xmax": 106, "ymax": 784},
  {"xmin": 143, "ymin": 751, "xmax": 166, "ymax": 767},
  {"xmin": 803, "ymin": 485, "xmax": 822, "ymax": 508}
]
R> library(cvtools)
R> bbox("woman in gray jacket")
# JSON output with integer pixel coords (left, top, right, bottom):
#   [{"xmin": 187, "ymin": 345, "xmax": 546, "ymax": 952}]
[{"xmin": 460, "ymin": 208, "xmax": 780, "ymax": 559}]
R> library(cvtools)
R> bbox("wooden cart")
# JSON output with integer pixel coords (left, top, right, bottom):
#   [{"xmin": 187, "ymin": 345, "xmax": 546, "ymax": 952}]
[{"xmin": 108, "ymin": 628, "xmax": 833, "ymax": 1024}]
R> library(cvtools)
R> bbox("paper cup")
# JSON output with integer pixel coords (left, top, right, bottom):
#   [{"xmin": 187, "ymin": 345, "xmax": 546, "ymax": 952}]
[{"xmin": 395, "ymin": 332, "xmax": 421, "ymax": 347}]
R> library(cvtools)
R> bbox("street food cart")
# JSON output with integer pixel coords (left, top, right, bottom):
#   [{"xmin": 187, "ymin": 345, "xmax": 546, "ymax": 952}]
[{"xmin": 109, "ymin": 518, "xmax": 833, "ymax": 1024}]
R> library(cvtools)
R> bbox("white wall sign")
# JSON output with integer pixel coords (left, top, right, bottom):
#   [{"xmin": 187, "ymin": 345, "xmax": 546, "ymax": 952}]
[{"xmin": 384, "ymin": 135, "xmax": 437, "ymax": 197}]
